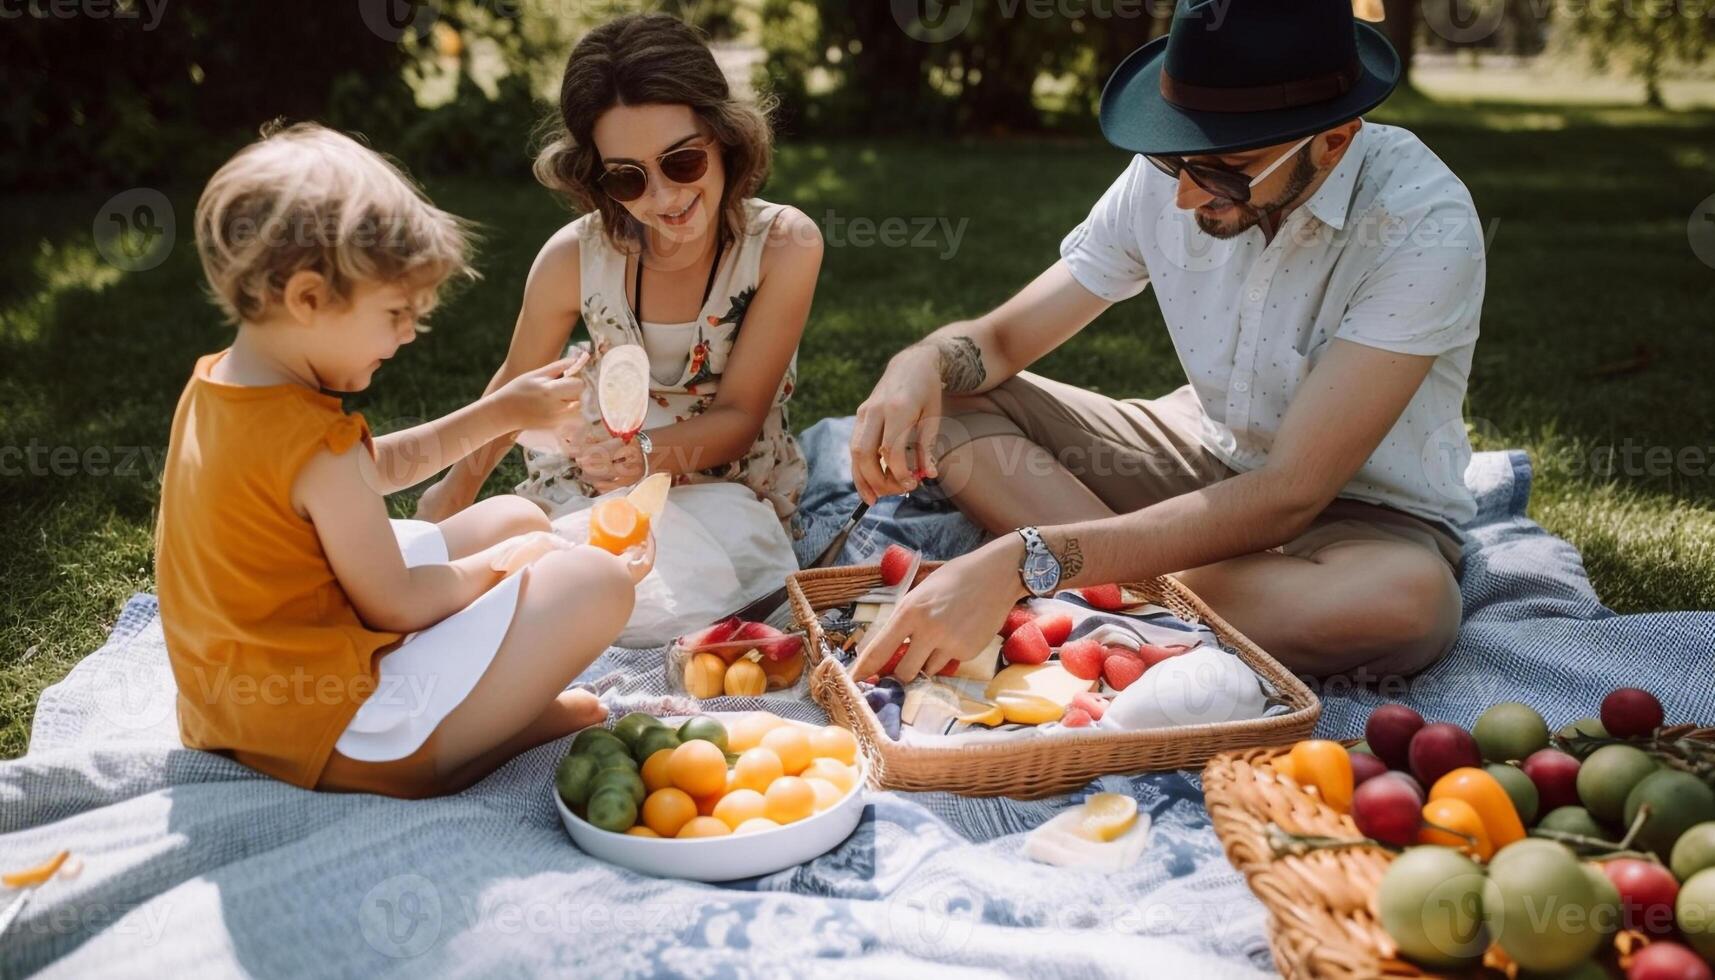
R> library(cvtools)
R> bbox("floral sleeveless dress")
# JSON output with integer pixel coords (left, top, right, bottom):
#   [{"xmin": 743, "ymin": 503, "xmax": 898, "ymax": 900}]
[{"xmin": 517, "ymin": 198, "xmax": 807, "ymax": 531}]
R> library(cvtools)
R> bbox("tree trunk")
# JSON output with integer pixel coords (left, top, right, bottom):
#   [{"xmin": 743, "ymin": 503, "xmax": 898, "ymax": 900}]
[{"xmin": 1381, "ymin": 0, "xmax": 1419, "ymax": 87}]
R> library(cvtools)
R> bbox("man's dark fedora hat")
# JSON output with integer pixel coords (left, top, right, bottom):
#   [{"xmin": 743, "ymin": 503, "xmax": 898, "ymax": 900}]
[{"xmin": 1099, "ymin": 0, "xmax": 1401, "ymax": 156}]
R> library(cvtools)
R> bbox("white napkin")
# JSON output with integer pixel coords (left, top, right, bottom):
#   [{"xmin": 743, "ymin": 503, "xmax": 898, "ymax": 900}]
[{"xmin": 1022, "ymin": 807, "xmax": 1153, "ymax": 872}]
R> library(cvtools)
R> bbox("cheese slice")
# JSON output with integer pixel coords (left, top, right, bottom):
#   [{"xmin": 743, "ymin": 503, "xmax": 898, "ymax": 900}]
[
  {"xmin": 852, "ymin": 602, "xmax": 895, "ymax": 626},
  {"xmin": 951, "ymin": 635, "xmax": 1002, "ymax": 681},
  {"xmin": 985, "ymin": 663, "xmax": 1097, "ymax": 707}
]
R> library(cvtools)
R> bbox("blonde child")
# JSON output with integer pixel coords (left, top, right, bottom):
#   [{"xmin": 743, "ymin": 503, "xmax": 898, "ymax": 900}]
[{"xmin": 156, "ymin": 123, "xmax": 651, "ymax": 799}]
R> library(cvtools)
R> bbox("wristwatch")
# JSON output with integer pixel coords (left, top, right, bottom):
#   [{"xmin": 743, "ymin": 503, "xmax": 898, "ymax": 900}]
[{"xmin": 1014, "ymin": 526, "xmax": 1062, "ymax": 598}]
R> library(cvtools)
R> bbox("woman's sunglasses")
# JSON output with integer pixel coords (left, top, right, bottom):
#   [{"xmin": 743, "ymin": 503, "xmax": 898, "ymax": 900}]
[
  {"xmin": 1145, "ymin": 135, "xmax": 1313, "ymax": 204},
  {"xmin": 598, "ymin": 142, "xmax": 712, "ymax": 203}
]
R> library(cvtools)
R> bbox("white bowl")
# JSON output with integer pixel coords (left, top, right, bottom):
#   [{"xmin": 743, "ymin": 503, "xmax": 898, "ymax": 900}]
[{"xmin": 552, "ymin": 714, "xmax": 868, "ymax": 882}]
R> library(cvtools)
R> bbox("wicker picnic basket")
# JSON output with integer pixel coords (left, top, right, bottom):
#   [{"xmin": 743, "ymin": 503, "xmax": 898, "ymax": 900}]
[
  {"xmin": 1201, "ymin": 725, "xmax": 1715, "ymax": 979},
  {"xmin": 788, "ymin": 562, "xmax": 1321, "ymax": 798}
]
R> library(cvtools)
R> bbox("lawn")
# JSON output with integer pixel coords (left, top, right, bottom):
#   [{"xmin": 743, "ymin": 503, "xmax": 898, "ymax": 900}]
[{"xmin": 3, "ymin": 91, "xmax": 1714, "ymax": 758}]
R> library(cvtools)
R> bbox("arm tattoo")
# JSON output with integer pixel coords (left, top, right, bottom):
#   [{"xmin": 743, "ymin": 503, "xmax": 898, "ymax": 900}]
[
  {"xmin": 1053, "ymin": 536, "xmax": 1084, "ymax": 580},
  {"xmin": 934, "ymin": 335, "xmax": 986, "ymax": 394}
]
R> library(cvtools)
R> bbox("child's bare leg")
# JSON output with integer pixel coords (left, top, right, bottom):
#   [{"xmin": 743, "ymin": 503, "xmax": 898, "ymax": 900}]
[
  {"xmin": 436, "ymin": 494, "xmax": 550, "ymax": 559},
  {"xmin": 318, "ymin": 548, "xmax": 631, "ymax": 798},
  {"xmin": 437, "ymin": 689, "xmax": 606, "ymax": 794}
]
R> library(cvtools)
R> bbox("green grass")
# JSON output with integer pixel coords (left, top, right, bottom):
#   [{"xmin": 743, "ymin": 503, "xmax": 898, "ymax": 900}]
[{"xmin": 4, "ymin": 91, "xmax": 1715, "ymax": 757}]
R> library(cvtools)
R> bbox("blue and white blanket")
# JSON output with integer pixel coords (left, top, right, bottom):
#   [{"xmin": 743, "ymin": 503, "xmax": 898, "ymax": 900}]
[{"xmin": 4, "ymin": 417, "xmax": 1711, "ymax": 978}]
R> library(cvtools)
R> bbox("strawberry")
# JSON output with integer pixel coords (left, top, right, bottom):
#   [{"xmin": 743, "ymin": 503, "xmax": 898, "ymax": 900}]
[
  {"xmin": 879, "ymin": 643, "xmax": 910, "ymax": 676},
  {"xmin": 1137, "ymin": 643, "xmax": 1191, "ymax": 669},
  {"xmin": 1001, "ymin": 606, "xmax": 1035, "ymax": 638},
  {"xmin": 1034, "ymin": 612, "xmax": 1073, "ymax": 647},
  {"xmin": 1001, "ymin": 622, "xmax": 1051, "ymax": 665},
  {"xmin": 681, "ymin": 616, "xmax": 743, "ymax": 652},
  {"xmin": 1062, "ymin": 707, "xmax": 1094, "ymax": 728},
  {"xmin": 1104, "ymin": 643, "xmax": 1143, "ymax": 664},
  {"xmin": 1058, "ymin": 638, "xmax": 1106, "ymax": 681},
  {"xmin": 1080, "ymin": 584, "xmax": 1126, "ymax": 610},
  {"xmin": 736, "ymin": 620, "xmax": 803, "ymax": 662},
  {"xmin": 1103, "ymin": 654, "xmax": 1145, "ymax": 691},
  {"xmin": 879, "ymin": 544, "xmax": 916, "ymax": 587},
  {"xmin": 1071, "ymin": 691, "xmax": 1109, "ymax": 721}
]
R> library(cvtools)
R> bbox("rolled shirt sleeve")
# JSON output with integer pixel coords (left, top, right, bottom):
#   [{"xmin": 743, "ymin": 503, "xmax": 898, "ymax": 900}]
[
  {"xmin": 1335, "ymin": 198, "xmax": 1486, "ymax": 357},
  {"xmin": 1059, "ymin": 156, "xmax": 1153, "ymax": 303}
]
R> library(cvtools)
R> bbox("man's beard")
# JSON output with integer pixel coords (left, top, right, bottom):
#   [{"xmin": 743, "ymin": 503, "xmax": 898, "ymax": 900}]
[{"xmin": 1193, "ymin": 147, "xmax": 1318, "ymax": 240}]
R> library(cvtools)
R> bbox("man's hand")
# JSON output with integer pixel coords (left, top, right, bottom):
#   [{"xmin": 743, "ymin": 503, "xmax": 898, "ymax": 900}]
[
  {"xmin": 492, "ymin": 353, "xmax": 588, "ymax": 433},
  {"xmin": 849, "ymin": 535, "xmax": 1028, "ymax": 682},
  {"xmin": 850, "ymin": 346, "xmax": 944, "ymax": 504}
]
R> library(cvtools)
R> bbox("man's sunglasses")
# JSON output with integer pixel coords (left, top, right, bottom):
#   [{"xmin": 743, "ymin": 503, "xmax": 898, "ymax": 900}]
[
  {"xmin": 598, "ymin": 142, "xmax": 713, "ymax": 203},
  {"xmin": 1145, "ymin": 135, "xmax": 1313, "ymax": 204}
]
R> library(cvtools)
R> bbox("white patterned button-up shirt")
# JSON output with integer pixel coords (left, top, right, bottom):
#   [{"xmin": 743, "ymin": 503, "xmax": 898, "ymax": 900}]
[{"xmin": 1061, "ymin": 122, "xmax": 1485, "ymax": 528}]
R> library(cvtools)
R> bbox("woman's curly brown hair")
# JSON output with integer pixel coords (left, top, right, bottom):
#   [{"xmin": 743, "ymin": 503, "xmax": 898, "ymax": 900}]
[{"xmin": 533, "ymin": 13, "xmax": 774, "ymax": 251}]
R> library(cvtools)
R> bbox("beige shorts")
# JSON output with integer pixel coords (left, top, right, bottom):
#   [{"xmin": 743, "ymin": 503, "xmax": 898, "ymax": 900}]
[{"xmin": 939, "ymin": 373, "xmax": 1465, "ymax": 570}]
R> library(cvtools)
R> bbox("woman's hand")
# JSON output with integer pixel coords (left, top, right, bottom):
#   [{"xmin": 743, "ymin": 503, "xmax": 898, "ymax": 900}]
[
  {"xmin": 575, "ymin": 434, "xmax": 647, "ymax": 493},
  {"xmin": 620, "ymin": 532, "xmax": 657, "ymax": 586},
  {"xmin": 492, "ymin": 352, "xmax": 588, "ymax": 434},
  {"xmin": 849, "ymin": 535, "xmax": 1028, "ymax": 681},
  {"xmin": 850, "ymin": 346, "xmax": 944, "ymax": 505}
]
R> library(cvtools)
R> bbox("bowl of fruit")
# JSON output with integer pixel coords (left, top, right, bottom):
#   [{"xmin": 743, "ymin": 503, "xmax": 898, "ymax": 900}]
[
  {"xmin": 551, "ymin": 710, "xmax": 868, "ymax": 882},
  {"xmin": 1203, "ymin": 687, "xmax": 1715, "ymax": 978}
]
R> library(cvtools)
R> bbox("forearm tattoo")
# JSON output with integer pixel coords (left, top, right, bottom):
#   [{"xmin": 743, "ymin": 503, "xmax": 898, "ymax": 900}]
[
  {"xmin": 1053, "ymin": 536, "xmax": 1085, "ymax": 580},
  {"xmin": 935, "ymin": 335, "xmax": 986, "ymax": 394}
]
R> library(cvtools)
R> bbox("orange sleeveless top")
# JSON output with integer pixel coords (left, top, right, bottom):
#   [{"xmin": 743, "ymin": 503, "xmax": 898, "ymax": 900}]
[{"xmin": 155, "ymin": 352, "xmax": 398, "ymax": 788}]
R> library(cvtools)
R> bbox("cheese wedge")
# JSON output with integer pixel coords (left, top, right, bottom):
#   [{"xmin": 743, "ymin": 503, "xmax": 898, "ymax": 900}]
[
  {"xmin": 985, "ymin": 663, "xmax": 1097, "ymax": 707},
  {"xmin": 852, "ymin": 602, "xmax": 894, "ymax": 626},
  {"xmin": 950, "ymin": 635, "xmax": 1002, "ymax": 681}
]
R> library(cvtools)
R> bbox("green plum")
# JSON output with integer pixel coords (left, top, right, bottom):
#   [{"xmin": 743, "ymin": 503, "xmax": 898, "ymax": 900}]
[
  {"xmin": 1487, "ymin": 763, "xmax": 1541, "ymax": 825},
  {"xmin": 1623, "ymin": 769, "xmax": 1715, "ymax": 860},
  {"xmin": 1475, "ymin": 702, "xmax": 1550, "ymax": 763},
  {"xmin": 1377, "ymin": 846, "xmax": 1490, "ymax": 969},
  {"xmin": 1575, "ymin": 744, "xmax": 1656, "ymax": 825},
  {"xmin": 1482, "ymin": 839, "xmax": 1602, "ymax": 974}
]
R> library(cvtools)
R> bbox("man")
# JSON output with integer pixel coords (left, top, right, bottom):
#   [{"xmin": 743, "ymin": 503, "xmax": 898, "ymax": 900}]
[{"xmin": 849, "ymin": 0, "xmax": 1485, "ymax": 682}]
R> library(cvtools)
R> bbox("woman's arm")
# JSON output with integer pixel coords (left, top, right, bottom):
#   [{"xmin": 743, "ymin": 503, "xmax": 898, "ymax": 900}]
[
  {"xmin": 577, "ymin": 208, "xmax": 824, "ymax": 489},
  {"xmin": 416, "ymin": 226, "xmax": 585, "ymax": 519}
]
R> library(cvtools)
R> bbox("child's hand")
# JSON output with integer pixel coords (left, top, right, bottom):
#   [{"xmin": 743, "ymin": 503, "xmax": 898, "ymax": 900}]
[
  {"xmin": 621, "ymin": 532, "xmax": 656, "ymax": 586},
  {"xmin": 494, "ymin": 353, "xmax": 588, "ymax": 434},
  {"xmin": 490, "ymin": 530, "xmax": 574, "ymax": 576}
]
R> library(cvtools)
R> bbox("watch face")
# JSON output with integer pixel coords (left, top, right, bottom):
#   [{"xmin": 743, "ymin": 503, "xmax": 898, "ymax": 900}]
[{"xmin": 1023, "ymin": 551, "xmax": 1060, "ymax": 596}]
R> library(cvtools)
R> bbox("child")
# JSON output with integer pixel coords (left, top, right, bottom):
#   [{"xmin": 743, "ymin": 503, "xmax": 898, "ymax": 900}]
[
  {"xmin": 416, "ymin": 13, "xmax": 823, "ymax": 539},
  {"xmin": 156, "ymin": 122, "xmax": 651, "ymax": 799}
]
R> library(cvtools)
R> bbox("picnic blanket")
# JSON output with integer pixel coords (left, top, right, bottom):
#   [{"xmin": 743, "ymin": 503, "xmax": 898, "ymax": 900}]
[{"xmin": 6, "ymin": 417, "xmax": 1713, "ymax": 978}]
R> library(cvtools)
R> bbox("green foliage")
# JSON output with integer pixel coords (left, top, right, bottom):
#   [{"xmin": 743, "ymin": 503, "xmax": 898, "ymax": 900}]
[
  {"xmin": 0, "ymin": 2, "xmax": 413, "ymax": 189},
  {"xmin": 1555, "ymin": 0, "xmax": 1715, "ymax": 107}
]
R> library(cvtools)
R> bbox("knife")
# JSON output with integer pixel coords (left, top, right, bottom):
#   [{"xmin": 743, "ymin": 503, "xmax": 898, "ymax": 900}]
[{"xmin": 730, "ymin": 500, "xmax": 871, "ymax": 628}]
